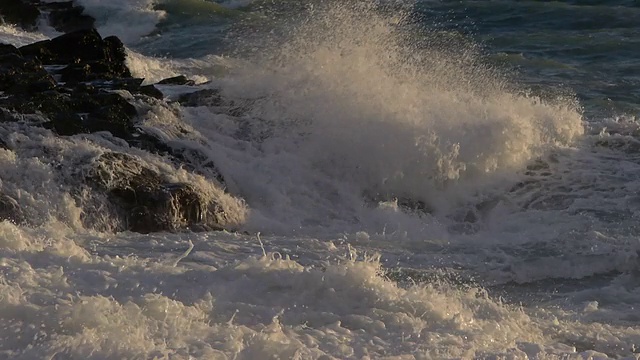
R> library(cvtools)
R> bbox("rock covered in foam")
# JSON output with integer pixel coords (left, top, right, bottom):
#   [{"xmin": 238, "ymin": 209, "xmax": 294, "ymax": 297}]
[
  {"xmin": 0, "ymin": 194, "xmax": 22, "ymax": 224},
  {"xmin": 0, "ymin": 7, "xmax": 247, "ymax": 233},
  {"xmin": 87, "ymin": 152, "xmax": 235, "ymax": 233}
]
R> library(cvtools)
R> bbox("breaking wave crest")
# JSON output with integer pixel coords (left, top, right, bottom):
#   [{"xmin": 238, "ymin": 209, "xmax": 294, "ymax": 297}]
[{"xmin": 201, "ymin": 1, "xmax": 584, "ymax": 231}]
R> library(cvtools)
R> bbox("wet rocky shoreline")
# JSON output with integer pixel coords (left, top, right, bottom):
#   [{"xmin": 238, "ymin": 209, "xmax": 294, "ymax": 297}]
[{"xmin": 0, "ymin": 0, "xmax": 243, "ymax": 233}]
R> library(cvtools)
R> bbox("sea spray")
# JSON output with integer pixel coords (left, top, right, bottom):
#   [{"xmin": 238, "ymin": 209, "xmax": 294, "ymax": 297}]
[{"xmin": 196, "ymin": 1, "xmax": 585, "ymax": 232}]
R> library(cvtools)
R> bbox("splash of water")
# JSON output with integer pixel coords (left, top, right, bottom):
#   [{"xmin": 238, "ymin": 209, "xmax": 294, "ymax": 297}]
[{"xmin": 206, "ymin": 1, "xmax": 584, "ymax": 232}]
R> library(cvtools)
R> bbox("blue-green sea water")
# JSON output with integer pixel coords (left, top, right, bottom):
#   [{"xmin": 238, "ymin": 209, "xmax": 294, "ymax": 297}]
[{"xmin": 137, "ymin": 0, "xmax": 640, "ymax": 120}]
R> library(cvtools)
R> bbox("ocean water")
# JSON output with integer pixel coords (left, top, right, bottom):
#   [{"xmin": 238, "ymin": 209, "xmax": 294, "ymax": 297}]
[{"xmin": 1, "ymin": 0, "xmax": 640, "ymax": 358}]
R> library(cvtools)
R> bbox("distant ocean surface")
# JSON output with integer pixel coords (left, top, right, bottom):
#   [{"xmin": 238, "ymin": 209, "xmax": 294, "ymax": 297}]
[{"xmin": 1, "ymin": 1, "xmax": 640, "ymax": 359}]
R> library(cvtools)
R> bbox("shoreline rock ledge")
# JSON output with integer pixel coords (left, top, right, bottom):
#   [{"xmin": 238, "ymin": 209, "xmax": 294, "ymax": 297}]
[{"xmin": 0, "ymin": 2, "xmax": 248, "ymax": 233}]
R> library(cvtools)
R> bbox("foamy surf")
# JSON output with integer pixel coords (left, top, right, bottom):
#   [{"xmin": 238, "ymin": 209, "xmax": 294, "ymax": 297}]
[
  {"xmin": 2, "ymin": 0, "xmax": 640, "ymax": 359},
  {"xmin": 194, "ymin": 2, "xmax": 584, "ymax": 232}
]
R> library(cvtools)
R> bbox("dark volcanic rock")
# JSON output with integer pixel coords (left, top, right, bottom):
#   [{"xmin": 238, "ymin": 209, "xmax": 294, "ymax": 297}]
[
  {"xmin": 54, "ymin": 90, "xmax": 137, "ymax": 138},
  {"xmin": 45, "ymin": 2, "xmax": 95, "ymax": 33},
  {"xmin": 0, "ymin": 108, "xmax": 20, "ymax": 123},
  {"xmin": 81, "ymin": 92, "xmax": 138, "ymax": 138},
  {"xmin": 51, "ymin": 112, "xmax": 87, "ymax": 135},
  {"xmin": 87, "ymin": 152, "xmax": 219, "ymax": 233},
  {"xmin": 58, "ymin": 62, "xmax": 92, "ymax": 83},
  {"xmin": 0, "ymin": 0, "xmax": 40, "ymax": 30},
  {"xmin": 0, "ymin": 30, "xmax": 162, "ymax": 142},
  {"xmin": 177, "ymin": 89, "xmax": 224, "ymax": 107},
  {"xmin": 110, "ymin": 78, "xmax": 145, "ymax": 92},
  {"xmin": 0, "ymin": 53, "xmax": 56, "ymax": 95},
  {"xmin": 0, "ymin": 194, "xmax": 22, "ymax": 224},
  {"xmin": 20, "ymin": 28, "xmax": 103, "ymax": 63},
  {"xmin": 19, "ymin": 29, "xmax": 131, "ymax": 79},
  {"xmin": 140, "ymin": 85, "xmax": 164, "ymax": 99},
  {"xmin": 0, "ymin": 86, "xmax": 138, "ymax": 138},
  {"xmin": 363, "ymin": 191, "xmax": 433, "ymax": 215},
  {"xmin": 0, "ymin": 44, "xmax": 20, "ymax": 56},
  {"xmin": 158, "ymin": 75, "xmax": 195, "ymax": 86}
]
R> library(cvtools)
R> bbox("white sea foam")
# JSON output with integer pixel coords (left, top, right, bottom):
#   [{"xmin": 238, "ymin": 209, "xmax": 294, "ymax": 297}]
[
  {"xmin": 0, "ymin": 24, "xmax": 49, "ymax": 46},
  {"xmin": 125, "ymin": 50, "xmax": 180, "ymax": 84},
  {"xmin": 0, "ymin": 227, "xmax": 638, "ymax": 359}
]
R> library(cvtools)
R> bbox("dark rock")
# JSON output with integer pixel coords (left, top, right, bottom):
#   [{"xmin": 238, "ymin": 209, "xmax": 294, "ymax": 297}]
[
  {"xmin": 363, "ymin": 191, "xmax": 433, "ymax": 214},
  {"xmin": 0, "ymin": 52, "xmax": 32, "ymax": 68},
  {"xmin": 0, "ymin": 108, "xmax": 20, "ymax": 123},
  {"xmin": 50, "ymin": 90, "xmax": 138, "ymax": 138},
  {"xmin": 0, "ymin": 194, "xmax": 22, "ymax": 224},
  {"xmin": 43, "ymin": 28, "xmax": 104, "ymax": 63},
  {"xmin": 177, "ymin": 89, "xmax": 223, "ymax": 107},
  {"xmin": 396, "ymin": 197, "xmax": 432, "ymax": 214},
  {"xmin": 73, "ymin": 82, "xmax": 96, "ymax": 94},
  {"xmin": 0, "ymin": 0, "xmax": 40, "ymax": 30},
  {"xmin": 104, "ymin": 36, "xmax": 128, "ymax": 66},
  {"xmin": 59, "ymin": 63, "xmax": 92, "ymax": 83},
  {"xmin": 0, "ymin": 44, "xmax": 20, "ymax": 56},
  {"xmin": 0, "ymin": 90, "xmax": 69, "ymax": 117},
  {"xmin": 0, "ymin": 137, "xmax": 8, "ymax": 150},
  {"xmin": 595, "ymin": 138, "xmax": 640, "ymax": 154},
  {"xmin": 18, "ymin": 39, "xmax": 53, "ymax": 62},
  {"xmin": 127, "ymin": 132, "xmax": 173, "ymax": 155},
  {"xmin": 46, "ymin": 2, "xmax": 95, "ymax": 33},
  {"xmin": 158, "ymin": 75, "xmax": 195, "ymax": 86},
  {"xmin": 87, "ymin": 152, "xmax": 218, "ymax": 233},
  {"xmin": 111, "ymin": 78, "xmax": 144, "ymax": 92},
  {"xmin": 0, "ymin": 85, "xmax": 138, "ymax": 139},
  {"xmin": 59, "ymin": 63, "xmax": 137, "ymax": 84},
  {"xmin": 27, "ymin": 78, "xmax": 57, "ymax": 93},
  {"xmin": 8, "ymin": 75, "xmax": 56, "ymax": 94},
  {"xmin": 0, "ymin": 53, "xmax": 57, "ymax": 95},
  {"xmin": 169, "ymin": 147, "xmax": 226, "ymax": 185},
  {"xmin": 140, "ymin": 84, "xmax": 164, "ymax": 99},
  {"xmin": 19, "ymin": 29, "xmax": 131, "ymax": 80},
  {"xmin": 82, "ymin": 93, "xmax": 137, "ymax": 138},
  {"xmin": 51, "ymin": 112, "xmax": 87, "ymax": 136}
]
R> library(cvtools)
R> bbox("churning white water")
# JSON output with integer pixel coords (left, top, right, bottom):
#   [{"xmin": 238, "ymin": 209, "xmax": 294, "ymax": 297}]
[{"xmin": 2, "ymin": 1, "xmax": 640, "ymax": 359}]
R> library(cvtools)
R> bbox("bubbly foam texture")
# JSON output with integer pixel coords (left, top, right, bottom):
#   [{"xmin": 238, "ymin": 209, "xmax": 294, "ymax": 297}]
[
  {"xmin": 0, "ymin": 227, "xmax": 575, "ymax": 358},
  {"xmin": 1, "ymin": 228, "xmax": 637, "ymax": 359}
]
